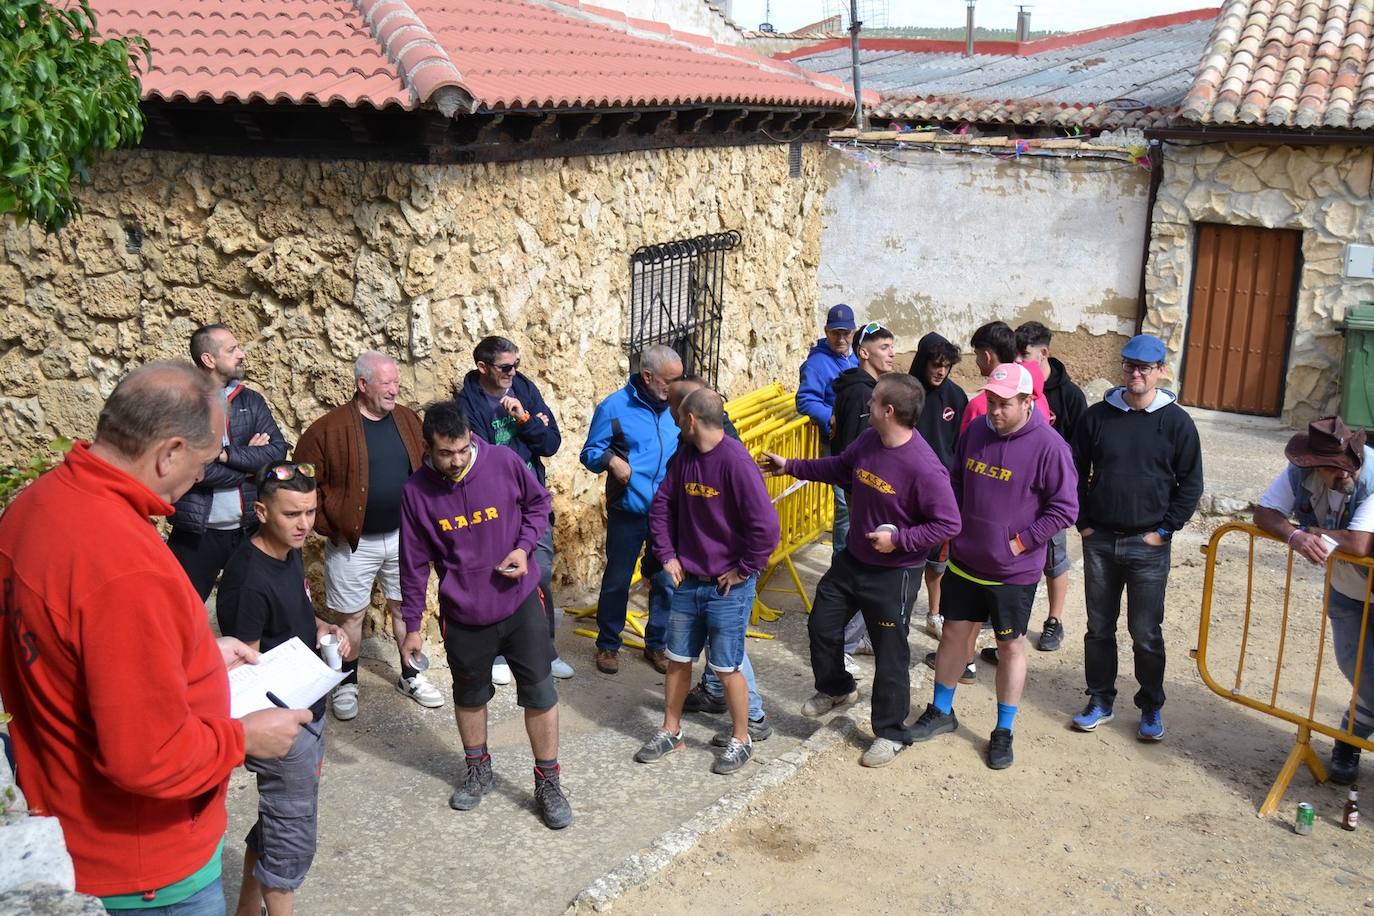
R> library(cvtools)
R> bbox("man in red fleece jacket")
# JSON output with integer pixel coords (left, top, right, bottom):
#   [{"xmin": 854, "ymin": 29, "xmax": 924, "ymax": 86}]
[
  {"xmin": 398, "ymin": 400, "xmax": 570, "ymax": 830},
  {"xmin": 0, "ymin": 363, "xmax": 308, "ymax": 908}
]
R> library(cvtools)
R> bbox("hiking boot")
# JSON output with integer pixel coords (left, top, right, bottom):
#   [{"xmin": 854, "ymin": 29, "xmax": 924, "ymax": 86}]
[
  {"xmin": 534, "ymin": 767, "xmax": 572, "ymax": 830},
  {"xmin": 449, "ymin": 756, "xmax": 494, "ymax": 811},
  {"xmin": 683, "ymin": 684, "xmax": 727, "ymax": 714},
  {"xmin": 987, "ymin": 728, "xmax": 1014, "ymax": 769},
  {"xmin": 860, "ymin": 736, "xmax": 906, "ymax": 768},
  {"xmin": 711, "ymin": 716, "xmax": 773, "ymax": 745},
  {"xmin": 1330, "ymin": 740, "xmax": 1362, "ymax": 785},
  {"xmin": 1071, "ymin": 703, "xmax": 1114, "ymax": 732},
  {"xmin": 331, "ymin": 683, "xmax": 359, "ymax": 721},
  {"xmin": 643, "ymin": 647, "xmax": 669, "ymax": 674},
  {"xmin": 980, "ymin": 646, "xmax": 999, "ymax": 666},
  {"xmin": 396, "ymin": 674, "xmax": 444, "ymax": 708},
  {"xmin": 711, "ymin": 737, "xmax": 755, "ymax": 775},
  {"xmin": 801, "ymin": 688, "xmax": 859, "ymax": 718},
  {"xmin": 923, "ymin": 651, "xmax": 977, "ymax": 684},
  {"xmin": 1037, "ymin": 617, "xmax": 1064, "ymax": 652},
  {"xmin": 907, "ymin": 703, "xmax": 958, "ymax": 742},
  {"xmin": 925, "ymin": 614, "xmax": 943, "ymax": 639},
  {"xmin": 633, "ymin": 728, "xmax": 684, "ymax": 763},
  {"xmin": 1137, "ymin": 708, "xmax": 1165, "ymax": 742},
  {"xmin": 594, "ymin": 649, "xmax": 619, "ymax": 674}
]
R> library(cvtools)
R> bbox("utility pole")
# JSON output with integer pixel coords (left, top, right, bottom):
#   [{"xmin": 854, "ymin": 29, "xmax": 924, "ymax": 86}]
[
  {"xmin": 850, "ymin": 0, "xmax": 867, "ymax": 130},
  {"xmin": 964, "ymin": 0, "xmax": 976, "ymax": 57}
]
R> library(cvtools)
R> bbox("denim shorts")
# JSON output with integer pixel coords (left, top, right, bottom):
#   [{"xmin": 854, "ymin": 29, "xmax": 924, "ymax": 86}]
[
  {"xmin": 665, "ymin": 574, "xmax": 756, "ymax": 672},
  {"xmin": 1043, "ymin": 528, "xmax": 1071, "ymax": 578}
]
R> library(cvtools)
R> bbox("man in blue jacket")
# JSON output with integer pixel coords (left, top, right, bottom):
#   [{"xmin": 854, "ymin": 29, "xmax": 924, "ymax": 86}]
[
  {"xmin": 168, "ymin": 324, "xmax": 287, "ymax": 600},
  {"xmin": 456, "ymin": 335, "xmax": 573, "ymax": 682},
  {"xmin": 580, "ymin": 345, "xmax": 683, "ymax": 674},
  {"xmin": 796, "ymin": 304, "xmax": 858, "ymax": 573}
]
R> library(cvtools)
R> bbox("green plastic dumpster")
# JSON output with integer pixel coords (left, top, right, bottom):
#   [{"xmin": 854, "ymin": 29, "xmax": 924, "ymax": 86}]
[{"xmin": 1340, "ymin": 302, "xmax": 1374, "ymax": 431}]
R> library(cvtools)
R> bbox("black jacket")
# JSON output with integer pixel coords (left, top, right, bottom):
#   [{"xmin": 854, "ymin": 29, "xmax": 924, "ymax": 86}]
[
  {"xmin": 1072, "ymin": 387, "xmax": 1203, "ymax": 535},
  {"xmin": 455, "ymin": 370, "xmax": 561, "ymax": 487},
  {"xmin": 909, "ymin": 332, "xmax": 969, "ymax": 474},
  {"xmin": 171, "ymin": 385, "xmax": 287, "ymax": 534},
  {"xmin": 831, "ymin": 366, "xmax": 879, "ymax": 457},
  {"xmin": 1042, "ymin": 356, "xmax": 1088, "ymax": 445}
]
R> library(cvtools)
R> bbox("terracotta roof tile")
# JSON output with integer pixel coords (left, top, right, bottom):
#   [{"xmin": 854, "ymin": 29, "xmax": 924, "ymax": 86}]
[
  {"xmin": 89, "ymin": 0, "xmax": 851, "ymax": 113},
  {"xmin": 1182, "ymin": 0, "xmax": 1374, "ymax": 128}
]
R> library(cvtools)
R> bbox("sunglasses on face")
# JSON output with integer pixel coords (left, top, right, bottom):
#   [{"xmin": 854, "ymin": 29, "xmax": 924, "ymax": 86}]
[
  {"xmin": 488, "ymin": 360, "xmax": 520, "ymax": 374},
  {"xmin": 266, "ymin": 462, "xmax": 316, "ymax": 481},
  {"xmin": 855, "ymin": 321, "xmax": 888, "ymax": 350}
]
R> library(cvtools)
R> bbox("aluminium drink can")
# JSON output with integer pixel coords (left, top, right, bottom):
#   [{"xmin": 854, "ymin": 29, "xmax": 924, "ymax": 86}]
[{"xmin": 1295, "ymin": 802, "xmax": 1315, "ymax": 835}]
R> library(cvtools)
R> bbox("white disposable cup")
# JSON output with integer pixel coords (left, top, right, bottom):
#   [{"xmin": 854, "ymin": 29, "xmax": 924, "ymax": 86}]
[{"xmin": 319, "ymin": 634, "xmax": 342, "ymax": 671}]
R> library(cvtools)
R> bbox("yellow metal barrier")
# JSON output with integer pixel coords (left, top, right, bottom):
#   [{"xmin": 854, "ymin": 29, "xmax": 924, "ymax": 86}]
[
  {"xmin": 566, "ymin": 383, "xmax": 833, "ymax": 645},
  {"xmin": 1197, "ymin": 521, "xmax": 1374, "ymax": 815}
]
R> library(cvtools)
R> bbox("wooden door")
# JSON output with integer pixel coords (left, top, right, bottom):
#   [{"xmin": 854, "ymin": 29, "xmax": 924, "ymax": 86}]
[{"xmin": 1181, "ymin": 223, "xmax": 1300, "ymax": 416}]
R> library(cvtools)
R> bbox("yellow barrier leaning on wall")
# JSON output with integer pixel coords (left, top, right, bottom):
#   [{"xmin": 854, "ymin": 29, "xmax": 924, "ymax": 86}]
[
  {"xmin": 565, "ymin": 383, "xmax": 833, "ymax": 646},
  {"xmin": 1196, "ymin": 521, "xmax": 1374, "ymax": 815}
]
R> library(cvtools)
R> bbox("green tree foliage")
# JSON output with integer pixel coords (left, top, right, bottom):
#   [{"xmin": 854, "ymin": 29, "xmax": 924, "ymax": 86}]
[
  {"xmin": 0, "ymin": 0, "xmax": 148, "ymax": 232},
  {"xmin": 0, "ymin": 436, "xmax": 72, "ymax": 510}
]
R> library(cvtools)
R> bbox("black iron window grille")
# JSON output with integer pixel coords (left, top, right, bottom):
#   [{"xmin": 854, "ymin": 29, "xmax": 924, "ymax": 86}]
[{"xmin": 626, "ymin": 230, "xmax": 741, "ymax": 389}]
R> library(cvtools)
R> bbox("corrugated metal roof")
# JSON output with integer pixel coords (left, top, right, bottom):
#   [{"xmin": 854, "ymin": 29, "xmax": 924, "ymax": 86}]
[{"xmin": 790, "ymin": 12, "xmax": 1219, "ymax": 127}]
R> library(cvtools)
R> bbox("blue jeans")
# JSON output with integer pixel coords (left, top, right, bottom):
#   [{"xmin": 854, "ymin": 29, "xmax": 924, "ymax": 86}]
[
  {"xmin": 107, "ymin": 877, "xmax": 225, "ymax": 915},
  {"xmin": 832, "ymin": 486, "xmax": 849, "ymax": 557},
  {"xmin": 700, "ymin": 652, "xmax": 765, "ymax": 720},
  {"xmin": 1082, "ymin": 531, "xmax": 1171, "ymax": 711},
  {"xmin": 1328, "ymin": 590, "xmax": 1374, "ymax": 740},
  {"xmin": 596, "ymin": 508, "xmax": 673, "ymax": 651}
]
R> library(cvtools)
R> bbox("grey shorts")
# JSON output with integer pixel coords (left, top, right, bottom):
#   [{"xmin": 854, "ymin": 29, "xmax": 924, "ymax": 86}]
[
  {"xmin": 1044, "ymin": 528, "xmax": 1071, "ymax": 578},
  {"xmin": 245, "ymin": 721, "xmax": 325, "ymax": 891}
]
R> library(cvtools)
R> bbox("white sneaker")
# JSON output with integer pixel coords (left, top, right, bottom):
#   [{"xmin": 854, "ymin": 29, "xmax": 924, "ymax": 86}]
[
  {"xmin": 925, "ymin": 615, "xmax": 944, "ymax": 639},
  {"xmin": 492, "ymin": 660, "xmax": 513, "ymax": 685},
  {"xmin": 844, "ymin": 653, "xmax": 860, "ymax": 675},
  {"xmin": 550, "ymin": 656, "xmax": 575, "ymax": 679},
  {"xmin": 331, "ymin": 683, "xmax": 359, "ymax": 721},
  {"xmin": 397, "ymin": 674, "xmax": 444, "ymax": 708},
  {"xmin": 854, "ymin": 635, "xmax": 875, "ymax": 656}
]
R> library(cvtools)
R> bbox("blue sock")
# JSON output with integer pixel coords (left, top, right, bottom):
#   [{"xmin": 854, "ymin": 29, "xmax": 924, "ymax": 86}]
[
  {"xmin": 996, "ymin": 703, "xmax": 1019, "ymax": 732},
  {"xmin": 933, "ymin": 682, "xmax": 956, "ymax": 715}
]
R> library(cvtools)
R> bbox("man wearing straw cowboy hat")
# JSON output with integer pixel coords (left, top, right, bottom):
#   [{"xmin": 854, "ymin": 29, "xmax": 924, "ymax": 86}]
[{"xmin": 1255, "ymin": 415, "xmax": 1374, "ymax": 785}]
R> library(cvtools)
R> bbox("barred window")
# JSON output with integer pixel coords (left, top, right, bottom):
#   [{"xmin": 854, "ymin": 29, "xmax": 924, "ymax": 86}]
[{"xmin": 626, "ymin": 230, "xmax": 740, "ymax": 389}]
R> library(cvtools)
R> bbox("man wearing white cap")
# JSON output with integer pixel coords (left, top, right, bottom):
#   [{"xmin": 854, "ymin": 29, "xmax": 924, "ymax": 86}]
[{"xmin": 909, "ymin": 363, "xmax": 1078, "ymax": 770}]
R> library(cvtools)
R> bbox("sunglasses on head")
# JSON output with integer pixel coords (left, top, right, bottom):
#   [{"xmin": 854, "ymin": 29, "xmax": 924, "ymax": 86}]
[
  {"xmin": 265, "ymin": 462, "xmax": 315, "ymax": 481},
  {"xmin": 854, "ymin": 321, "xmax": 888, "ymax": 350}
]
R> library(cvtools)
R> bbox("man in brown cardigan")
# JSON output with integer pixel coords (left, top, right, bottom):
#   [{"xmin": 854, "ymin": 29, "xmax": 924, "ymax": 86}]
[{"xmin": 295, "ymin": 351, "xmax": 445, "ymax": 719}]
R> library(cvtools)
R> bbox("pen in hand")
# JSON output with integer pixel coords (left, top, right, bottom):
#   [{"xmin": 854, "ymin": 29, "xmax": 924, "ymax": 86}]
[{"xmin": 266, "ymin": 690, "xmax": 321, "ymax": 737}]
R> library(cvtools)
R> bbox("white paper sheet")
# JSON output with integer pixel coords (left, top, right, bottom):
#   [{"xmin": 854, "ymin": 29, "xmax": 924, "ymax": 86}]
[{"xmin": 228, "ymin": 637, "xmax": 347, "ymax": 719}]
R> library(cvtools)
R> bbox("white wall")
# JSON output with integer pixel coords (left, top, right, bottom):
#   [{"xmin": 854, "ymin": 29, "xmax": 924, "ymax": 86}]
[
  {"xmin": 588, "ymin": 0, "xmax": 746, "ymax": 42},
  {"xmin": 818, "ymin": 147, "xmax": 1150, "ymax": 354}
]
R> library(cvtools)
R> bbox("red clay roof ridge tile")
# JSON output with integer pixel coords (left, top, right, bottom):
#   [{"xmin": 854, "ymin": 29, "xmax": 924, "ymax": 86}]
[{"xmin": 352, "ymin": 0, "xmax": 473, "ymax": 114}]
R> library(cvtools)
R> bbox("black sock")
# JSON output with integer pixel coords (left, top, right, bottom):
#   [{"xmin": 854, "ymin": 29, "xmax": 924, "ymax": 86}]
[
  {"xmin": 534, "ymin": 757, "xmax": 559, "ymax": 778},
  {"xmin": 400, "ymin": 658, "xmax": 419, "ymax": 680},
  {"xmin": 342, "ymin": 658, "xmax": 359, "ymax": 686}
]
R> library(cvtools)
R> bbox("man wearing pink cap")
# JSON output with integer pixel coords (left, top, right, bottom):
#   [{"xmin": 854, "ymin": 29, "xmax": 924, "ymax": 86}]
[{"xmin": 909, "ymin": 363, "xmax": 1078, "ymax": 770}]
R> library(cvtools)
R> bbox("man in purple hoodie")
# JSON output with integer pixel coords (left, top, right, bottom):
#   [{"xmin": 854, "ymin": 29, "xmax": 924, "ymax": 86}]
[
  {"xmin": 398, "ymin": 401, "xmax": 570, "ymax": 830},
  {"xmin": 636, "ymin": 389, "xmax": 781, "ymax": 775},
  {"xmin": 762, "ymin": 374, "xmax": 960, "ymax": 768},
  {"xmin": 908, "ymin": 363, "xmax": 1078, "ymax": 770}
]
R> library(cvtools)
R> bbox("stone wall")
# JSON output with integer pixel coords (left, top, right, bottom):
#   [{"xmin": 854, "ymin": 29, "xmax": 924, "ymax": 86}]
[
  {"xmin": 1143, "ymin": 142, "xmax": 1374, "ymax": 427},
  {"xmin": 0, "ymin": 142, "xmax": 827, "ymax": 599},
  {"xmin": 818, "ymin": 146, "xmax": 1148, "ymax": 394}
]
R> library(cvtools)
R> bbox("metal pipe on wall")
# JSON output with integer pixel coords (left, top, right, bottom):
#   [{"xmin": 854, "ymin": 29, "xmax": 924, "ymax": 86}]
[{"xmin": 850, "ymin": 0, "xmax": 866, "ymax": 130}]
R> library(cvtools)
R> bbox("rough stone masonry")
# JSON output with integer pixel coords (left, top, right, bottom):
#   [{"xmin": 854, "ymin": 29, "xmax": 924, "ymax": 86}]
[{"xmin": 0, "ymin": 142, "xmax": 827, "ymax": 628}]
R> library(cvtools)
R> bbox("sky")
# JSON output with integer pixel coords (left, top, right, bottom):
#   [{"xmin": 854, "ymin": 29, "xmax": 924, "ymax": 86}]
[{"xmin": 728, "ymin": 0, "xmax": 1218, "ymax": 33}]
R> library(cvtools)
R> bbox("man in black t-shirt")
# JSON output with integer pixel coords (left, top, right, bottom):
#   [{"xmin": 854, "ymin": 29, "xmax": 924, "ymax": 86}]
[{"xmin": 218, "ymin": 462, "xmax": 349, "ymax": 916}]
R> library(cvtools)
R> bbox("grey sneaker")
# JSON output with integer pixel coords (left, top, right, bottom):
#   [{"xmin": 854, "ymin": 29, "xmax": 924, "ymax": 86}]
[
  {"xmin": 449, "ymin": 756, "xmax": 494, "ymax": 811},
  {"xmin": 683, "ymin": 684, "xmax": 727, "ymax": 714},
  {"xmin": 860, "ymin": 736, "xmax": 906, "ymax": 768},
  {"xmin": 534, "ymin": 768, "xmax": 572, "ymax": 830},
  {"xmin": 633, "ymin": 729, "xmax": 684, "ymax": 763},
  {"xmin": 331, "ymin": 683, "xmax": 359, "ymax": 721},
  {"xmin": 711, "ymin": 715, "xmax": 773, "ymax": 746},
  {"xmin": 801, "ymin": 689, "xmax": 859, "ymax": 718},
  {"xmin": 711, "ymin": 737, "xmax": 755, "ymax": 775},
  {"xmin": 1037, "ymin": 617, "xmax": 1064, "ymax": 652}
]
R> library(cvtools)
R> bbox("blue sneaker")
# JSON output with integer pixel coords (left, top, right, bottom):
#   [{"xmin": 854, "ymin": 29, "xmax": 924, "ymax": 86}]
[
  {"xmin": 1138, "ymin": 709, "xmax": 1165, "ymax": 741},
  {"xmin": 1071, "ymin": 703, "xmax": 1114, "ymax": 732}
]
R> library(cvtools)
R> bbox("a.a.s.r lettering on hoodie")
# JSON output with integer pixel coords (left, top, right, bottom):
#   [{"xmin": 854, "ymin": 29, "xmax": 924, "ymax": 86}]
[
  {"xmin": 435, "ymin": 507, "xmax": 501, "ymax": 531},
  {"xmin": 965, "ymin": 458, "xmax": 1013, "ymax": 482}
]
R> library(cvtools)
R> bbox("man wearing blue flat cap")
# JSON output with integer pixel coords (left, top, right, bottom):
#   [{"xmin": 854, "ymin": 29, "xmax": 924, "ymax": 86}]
[
  {"xmin": 796, "ymin": 304, "xmax": 859, "ymax": 562},
  {"xmin": 1068, "ymin": 334, "xmax": 1203, "ymax": 742}
]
